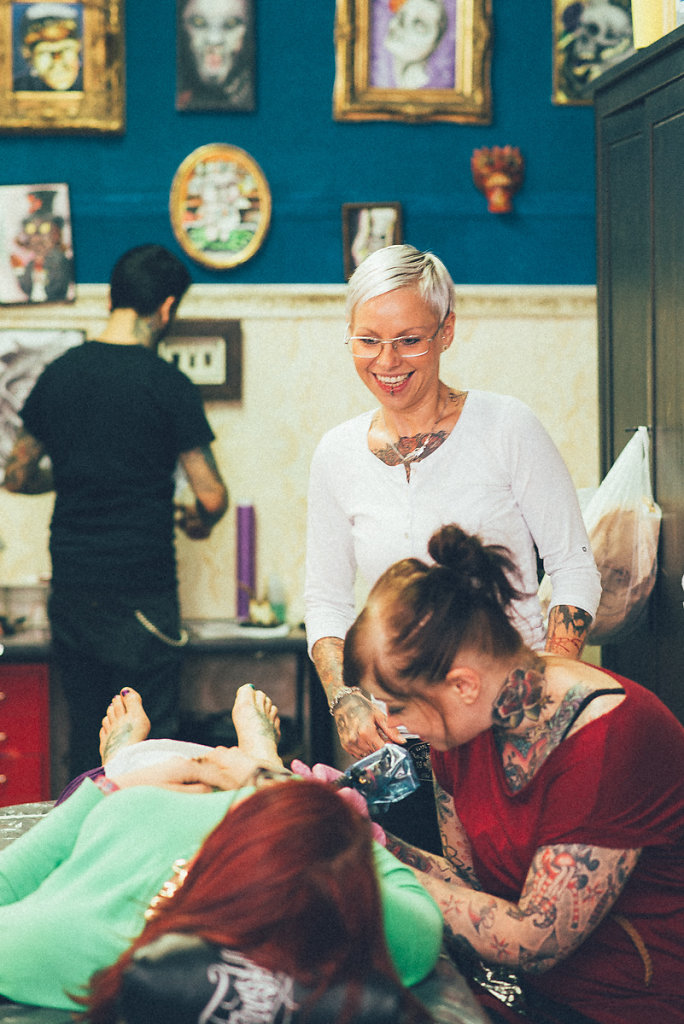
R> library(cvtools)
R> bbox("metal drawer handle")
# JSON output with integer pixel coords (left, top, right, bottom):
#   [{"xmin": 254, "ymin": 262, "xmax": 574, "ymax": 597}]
[
  {"xmin": 0, "ymin": 732, "xmax": 6, "ymax": 743},
  {"xmin": 0, "ymin": 692, "xmax": 5, "ymax": 702},
  {"xmin": 0, "ymin": 775, "xmax": 5, "ymax": 785}
]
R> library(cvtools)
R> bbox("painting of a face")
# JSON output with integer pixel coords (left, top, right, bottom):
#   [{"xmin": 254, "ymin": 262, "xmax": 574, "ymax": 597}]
[
  {"xmin": 16, "ymin": 3, "xmax": 83, "ymax": 92},
  {"xmin": 385, "ymin": 0, "xmax": 447, "ymax": 65},
  {"xmin": 29, "ymin": 35, "xmax": 80, "ymax": 89},
  {"xmin": 181, "ymin": 0, "xmax": 248, "ymax": 86}
]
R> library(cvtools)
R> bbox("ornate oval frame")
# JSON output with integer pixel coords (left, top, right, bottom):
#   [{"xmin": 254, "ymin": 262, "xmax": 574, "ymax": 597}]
[{"xmin": 169, "ymin": 143, "xmax": 271, "ymax": 270}]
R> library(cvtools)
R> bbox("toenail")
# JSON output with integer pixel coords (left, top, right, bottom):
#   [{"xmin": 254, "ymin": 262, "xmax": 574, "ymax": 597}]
[{"xmin": 121, "ymin": 688, "xmax": 130, "ymax": 695}]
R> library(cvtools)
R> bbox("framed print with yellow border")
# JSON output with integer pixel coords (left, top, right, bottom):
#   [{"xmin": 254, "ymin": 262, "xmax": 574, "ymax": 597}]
[
  {"xmin": 169, "ymin": 143, "xmax": 271, "ymax": 270},
  {"xmin": 552, "ymin": 0, "xmax": 634, "ymax": 105},
  {"xmin": 0, "ymin": 0, "xmax": 124, "ymax": 134},
  {"xmin": 333, "ymin": 0, "xmax": 492, "ymax": 124}
]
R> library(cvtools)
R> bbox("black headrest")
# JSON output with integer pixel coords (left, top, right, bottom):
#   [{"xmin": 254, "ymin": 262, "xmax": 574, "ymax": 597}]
[{"xmin": 117, "ymin": 933, "xmax": 404, "ymax": 1024}]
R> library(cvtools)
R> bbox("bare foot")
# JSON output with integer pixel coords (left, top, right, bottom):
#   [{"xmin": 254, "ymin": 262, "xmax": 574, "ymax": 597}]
[
  {"xmin": 231, "ymin": 684, "xmax": 282, "ymax": 768},
  {"xmin": 100, "ymin": 688, "xmax": 151, "ymax": 765}
]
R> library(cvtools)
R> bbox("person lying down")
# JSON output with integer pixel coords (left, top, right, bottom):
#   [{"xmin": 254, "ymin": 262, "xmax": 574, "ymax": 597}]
[{"xmin": 0, "ymin": 684, "xmax": 443, "ymax": 1020}]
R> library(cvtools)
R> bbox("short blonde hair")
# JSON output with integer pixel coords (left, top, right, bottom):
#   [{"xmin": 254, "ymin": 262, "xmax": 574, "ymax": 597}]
[{"xmin": 345, "ymin": 244, "xmax": 455, "ymax": 323}]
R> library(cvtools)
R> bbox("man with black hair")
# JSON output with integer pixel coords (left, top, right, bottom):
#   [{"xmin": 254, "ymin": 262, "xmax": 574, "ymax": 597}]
[{"xmin": 4, "ymin": 244, "xmax": 228, "ymax": 777}]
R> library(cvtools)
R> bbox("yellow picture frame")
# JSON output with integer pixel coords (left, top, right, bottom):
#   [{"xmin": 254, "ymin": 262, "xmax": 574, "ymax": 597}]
[
  {"xmin": 552, "ymin": 0, "xmax": 634, "ymax": 105},
  {"xmin": 333, "ymin": 0, "xmax": 492, "ymax": 124},
  {"xmin": 169, "ymin": 143, "xmax": 272, "ymax": 271}
]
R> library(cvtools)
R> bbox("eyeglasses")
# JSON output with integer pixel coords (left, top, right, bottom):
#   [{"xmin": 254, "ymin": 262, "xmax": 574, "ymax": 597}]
[{"xmin": 346, "ymin": 320, "xmax": 444, "ymax": 359}]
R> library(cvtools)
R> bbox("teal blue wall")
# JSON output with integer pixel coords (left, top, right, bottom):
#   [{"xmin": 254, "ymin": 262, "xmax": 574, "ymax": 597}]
[{"xmin": 4, "ymin": 5, "xmax": 596, "ymax": 285}]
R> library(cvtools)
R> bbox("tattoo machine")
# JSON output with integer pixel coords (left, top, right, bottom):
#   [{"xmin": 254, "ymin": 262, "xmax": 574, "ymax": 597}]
[{"xmin": 333, "ymin": 743, "xmax": 420, "ymax": 812}]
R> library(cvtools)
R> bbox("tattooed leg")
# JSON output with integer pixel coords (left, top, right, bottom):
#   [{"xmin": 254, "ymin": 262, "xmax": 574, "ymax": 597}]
[{"xmin": 100, "ymin": 688, "xmax": 151, "ymax": 765}]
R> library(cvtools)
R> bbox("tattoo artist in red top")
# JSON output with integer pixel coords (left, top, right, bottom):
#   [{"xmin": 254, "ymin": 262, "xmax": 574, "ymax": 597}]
[{"xmin": 343, "ymin": 523, "xmax": 684, "ymax": 1024}]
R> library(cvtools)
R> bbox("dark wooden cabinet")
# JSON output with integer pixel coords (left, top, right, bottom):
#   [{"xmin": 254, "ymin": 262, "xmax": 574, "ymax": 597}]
[{"xmin": 594, "ymin": 27, "xmax": 684, "ymax": 721}]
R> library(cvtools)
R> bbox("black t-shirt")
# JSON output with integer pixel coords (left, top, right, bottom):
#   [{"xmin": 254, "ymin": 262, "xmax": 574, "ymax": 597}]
[{"xmin": 21, "ymin": 341, "xmax": 215, "ymax": 592}]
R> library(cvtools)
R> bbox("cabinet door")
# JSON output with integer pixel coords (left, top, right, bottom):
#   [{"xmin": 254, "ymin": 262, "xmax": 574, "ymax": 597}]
[
  {"xmin": 650, "ymin": 80, "xmax": 684, "ymax": 717},
  {"xmin": 596, "ymin": 101, "xmax": 659, "ymax": 690},
  {"xmin": 0, "ymin": 664, "xmax": 50, "ymax": 806},
  {"xmin": 597, "ymin": 68, "xmax": 684, "ymax": 720}
]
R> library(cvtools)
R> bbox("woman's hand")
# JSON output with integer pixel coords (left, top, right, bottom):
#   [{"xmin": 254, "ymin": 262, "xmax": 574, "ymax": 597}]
[
  {"xmin": 333, "ymin": 690, "xmax": 405, "ymax": 759},
  {"xmin": 291, "ymin": 758, "xmax": 386, "ymax": 845},
  {"xmin": 311, "ymin": 637, "xmax": 406, "ymax": 758}
]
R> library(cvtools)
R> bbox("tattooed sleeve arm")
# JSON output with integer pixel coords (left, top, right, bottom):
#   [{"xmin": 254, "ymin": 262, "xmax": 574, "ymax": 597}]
[
  {"xmin": 545, "ymin": 605, "xmax": 593, "ymax": 659},
  {"xmin": 385, "ymin": 781, "xmax": 483, "ymax": 889},
  {"xmin": 176, "ymin": 445, "xmax": 228, "ymax": 539},
  {"xmin": 3, "ymin": 428, "xmax": 53, "ymax": 493},
  {"xmin": 414, "ymin": 842, "xmax": 640, "ymax": 973}
]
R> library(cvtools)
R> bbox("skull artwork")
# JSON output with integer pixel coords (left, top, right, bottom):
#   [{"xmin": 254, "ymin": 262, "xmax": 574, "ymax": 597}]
[
  {"xmin": 573, "ymin": 1, "xmax": 634, "ymax": 64},
  {"xmin": 559, "ymin": 1, "xmax": 634, "ymax": 101}
]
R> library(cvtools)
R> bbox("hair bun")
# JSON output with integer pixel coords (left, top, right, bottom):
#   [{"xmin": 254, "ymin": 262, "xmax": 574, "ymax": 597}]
[{"xmin": 427, "ymin": 524, "xmax": 522, "ymax": 609}]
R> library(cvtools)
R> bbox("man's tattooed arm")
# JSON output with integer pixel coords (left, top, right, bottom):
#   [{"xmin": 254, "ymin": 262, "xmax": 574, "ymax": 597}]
[{"xmin": 3, "ymin": 429, "xmax": 53, "ymax": 494}]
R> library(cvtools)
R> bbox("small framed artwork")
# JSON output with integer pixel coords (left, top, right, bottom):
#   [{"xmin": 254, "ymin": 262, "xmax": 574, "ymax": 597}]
[
  {"xmin": 552, "ymin": 0, "xmax": 634, "ymax": 105},
  {"xmin": 0, "ymin": 184, "xmax": 75, "ymax": 305},
  {"xmin": 0, "ymin": 328, "xmax": 84, "ymax": 479},
  {"xmin": 176, "ymin": 0, "xmax": 256, "ymax": 112},
  {"xmin": 342, "ymin": 202, "xmax": 403, "ymax": 280},
  {"xmin": 169, "ymin": 143, "xmax": 271, "ymax": 270},
  {"xmin": 333, "ymin": 0, "xmax": 492, "ymax": 124},
  {"xmin": 159, "ymin": 319, "xmax": 242, "ymax": 401},
  {"xmin": 0, "ymin": 0, "xmax": 125, "ymax": 134}
]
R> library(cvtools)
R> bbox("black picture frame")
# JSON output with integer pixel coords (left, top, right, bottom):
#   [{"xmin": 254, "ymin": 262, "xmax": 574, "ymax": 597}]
[
  {"xmin": 159, "ymin": 319, "xmax": 243, "ymax": 401},
  {"xmin": 341, "ymin": 202, "xmax": 403, "ymax": 280}
]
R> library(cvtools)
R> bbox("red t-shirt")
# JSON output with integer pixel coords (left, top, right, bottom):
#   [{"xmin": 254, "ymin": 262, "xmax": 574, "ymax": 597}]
[{"xmin": 431, "ymin": 671, "xmax": 684, "ymax": 1023}]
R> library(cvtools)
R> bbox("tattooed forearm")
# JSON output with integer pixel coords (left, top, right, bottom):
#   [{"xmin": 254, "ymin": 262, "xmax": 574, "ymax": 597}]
[
  {"xmin": 311, "ymin": 637, "xmax": 345, "ymax": 703},
  {"xmin": 545, "ymin": 605, "xmax": 592, "ymax": 658},
  {"xmin": 3, "ymin": 430, "xmax": 53, "ymax": 494},
  {"xmin": 411, "ymin": 842, "xmax": 640, "ymax": 974},
  {"xmin": 385, "ymin": 832, "xmax": 456, "ymax": 878}
]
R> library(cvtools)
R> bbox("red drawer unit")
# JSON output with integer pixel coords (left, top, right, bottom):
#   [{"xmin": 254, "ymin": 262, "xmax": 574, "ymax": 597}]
[{"xmin": 0, "ymin": 663, "xmax": 50, "ymax": 807}]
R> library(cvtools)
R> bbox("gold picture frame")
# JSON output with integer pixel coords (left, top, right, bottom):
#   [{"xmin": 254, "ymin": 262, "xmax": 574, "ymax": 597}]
[
  {"xmin": 0, "ymin": 0, "xmax": 125, "ymax": 134},
  {"xmin": 552, "ymin": 0, "xmax": 634, "ymax": 106},
  {"xmin": 333, "ymin": 0, "xmax": 492, "ymax": 124},
  {"xmin": 169, "ymin": 143, "xmax": 272, "ymax": 271}
]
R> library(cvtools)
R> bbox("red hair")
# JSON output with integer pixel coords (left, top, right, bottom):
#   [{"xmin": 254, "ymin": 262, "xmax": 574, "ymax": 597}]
[{"xmin": 84, "ymin": 780, "xmax": 427, "ymax": 1023}]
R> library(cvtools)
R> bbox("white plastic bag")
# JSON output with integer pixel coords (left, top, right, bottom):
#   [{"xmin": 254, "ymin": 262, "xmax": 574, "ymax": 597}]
[{"xmin": 539, "ymin": 427, "xmax": 661, "ymax": 645}]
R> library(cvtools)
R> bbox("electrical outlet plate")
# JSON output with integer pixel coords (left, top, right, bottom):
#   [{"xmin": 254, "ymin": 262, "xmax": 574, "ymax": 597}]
[
  {"xmin": 158, "ymin": 319, "xmax": 242, "ymax": 401},
  {"xmin": 158, "ymin": 335, "xmax": 226, "ymax": 386}
]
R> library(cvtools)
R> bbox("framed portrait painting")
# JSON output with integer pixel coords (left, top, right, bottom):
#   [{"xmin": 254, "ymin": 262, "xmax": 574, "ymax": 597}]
[
  {"xmin": 176, "ymin": 0, "xmax": 255, "ymax": 112},
  {"xmin": 0, "ymin": 184, "xmax": 75, "ymax": 305},
  {"xmin": 552, "ymin": 0, "xmax": 634, "ymax": 105},
  {"xmin": 0, "ymin": 0, "xmax": 124, "ymax": 133},
  {"xmin": 333, "ymin": 0, "xmax": 492, "ymax": 124},
  {"xmin": 169, "ymin": 143, "xmax": 271, "ymax": 270},
  {"xmin": 342, "ymin": 202, "xmax": 403, "ymax": 280},
  {"xmin": 0, "ymin": 328, "xmax": 84, "ymax": 480}
]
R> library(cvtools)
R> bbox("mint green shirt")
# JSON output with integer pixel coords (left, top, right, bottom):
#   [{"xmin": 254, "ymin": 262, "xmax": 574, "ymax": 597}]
[{"xmin": 0, "ymin": 780, "xmax": 442, "ymax": 1009}]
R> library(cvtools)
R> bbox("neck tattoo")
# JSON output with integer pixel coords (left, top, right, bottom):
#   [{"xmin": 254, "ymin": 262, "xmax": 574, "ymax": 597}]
[{"xmin": 382, "ymin": 389, "xmax": 449, "ymax": 465}]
